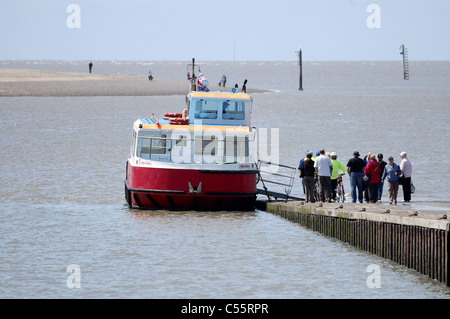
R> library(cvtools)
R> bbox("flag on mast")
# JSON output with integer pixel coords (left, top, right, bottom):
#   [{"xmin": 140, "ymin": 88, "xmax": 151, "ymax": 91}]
[{"xmin": 197, "ymin": 69, "xmax": 209, "ymax": 91}]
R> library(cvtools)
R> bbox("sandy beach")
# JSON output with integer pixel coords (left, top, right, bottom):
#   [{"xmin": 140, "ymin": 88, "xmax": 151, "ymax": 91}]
[{"xmin": 0, "ymin": 68, "xmax": 265, "ymax": 97}]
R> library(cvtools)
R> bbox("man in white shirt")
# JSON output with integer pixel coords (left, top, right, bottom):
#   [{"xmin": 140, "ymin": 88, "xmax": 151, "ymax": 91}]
[
  {"xmin": 400, "ymin": 151, "xmax": 412, "ymax": 202},
  {"xmin": 314, "ymin": 149, "xmax": 333, "ymax": 203}
]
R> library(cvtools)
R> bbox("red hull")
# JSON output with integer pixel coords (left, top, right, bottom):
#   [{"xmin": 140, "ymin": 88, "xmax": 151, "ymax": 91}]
[{"xmin": 125, "ymin": 161, "xmax": 257, "ymax": 211}]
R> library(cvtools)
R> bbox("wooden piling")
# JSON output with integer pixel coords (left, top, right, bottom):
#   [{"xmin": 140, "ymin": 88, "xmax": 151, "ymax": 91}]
[{"xmin": 264, "ymin": 201, "xmax": 450, "ymax": 286}]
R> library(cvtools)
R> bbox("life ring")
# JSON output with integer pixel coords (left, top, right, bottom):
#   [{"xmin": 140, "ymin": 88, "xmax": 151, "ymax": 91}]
[
  {"xmin": 169, "ymin": 117, "xmax": 190, "ymax": 125},
  {"xmin": 164, "ymin": 112, "xmax": 182, "ymax": 119}
]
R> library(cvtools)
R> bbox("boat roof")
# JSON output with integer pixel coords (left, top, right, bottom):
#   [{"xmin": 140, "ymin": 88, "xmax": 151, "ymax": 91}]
[
  {"xmin": 188, "ymin": 91, "xmax": 251, "ymax": 100},
  {"xmin": 134, "ymin": 119, "xmax": 250, "ymax": 132},
  {"xmin": 133, "ymin": 90, "xmax": 253, "ymax": 131}
]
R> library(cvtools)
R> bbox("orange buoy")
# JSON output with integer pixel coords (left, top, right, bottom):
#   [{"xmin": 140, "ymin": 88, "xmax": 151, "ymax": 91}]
[
  {"xmin": 168, "ymin": 117, "xmax": 190, "ymax": 125},
  {"xmin": 164, "ymin": 112, "xmax": 182, "ymax": 119}
]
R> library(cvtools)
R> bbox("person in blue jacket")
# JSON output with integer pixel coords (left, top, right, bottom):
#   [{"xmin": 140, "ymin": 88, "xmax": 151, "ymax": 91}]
[{"xmin": 381, "ymin": 156, "xmax": 402, "ymax": 204}]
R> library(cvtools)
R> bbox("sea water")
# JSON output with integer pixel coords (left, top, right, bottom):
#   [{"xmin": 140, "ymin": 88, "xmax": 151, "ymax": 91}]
[{"xmin": 0, "ymin": 61, "xmax": 449, "ymax": 298}]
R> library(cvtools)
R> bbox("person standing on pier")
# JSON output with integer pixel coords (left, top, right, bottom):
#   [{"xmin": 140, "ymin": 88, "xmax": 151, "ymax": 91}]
[
  {"xmin": 300, "ymin": 152, "xmax": 316, "ymax": 203},
  {"xmin": 382, "ymin": 156, "xmax": 401, "ymax": 204},
  {"xmin": 400, "ymin": 151, "xmax": 412, "ymax": 202},
  {"xmin": 363, "ymin": 152, "xmax": 372, "ymax": 202},
  {"xmin": 298, "ymin": 150, "xmax": 314, "ymax": 194},
  {"xmin": 89, "ymin": 62, "xmax": 93, "ymax": 73},
  {"xmin": 377, "ymin": 153, "xmax": 387, "ymax": 202},
  {"xmin": 314, "ymin": 149, "xmax": 333, "ymax": 203},
  {"xmin": 330, "ymin": 152, "xmax": 346, "ymax": 201},
  {"xmin": 346, "ymin": 151, "xmax": 366, "ymax": 203},
  {"xmin": 364, "ymin": 153, "xmax": 381, "ymax": 203}
]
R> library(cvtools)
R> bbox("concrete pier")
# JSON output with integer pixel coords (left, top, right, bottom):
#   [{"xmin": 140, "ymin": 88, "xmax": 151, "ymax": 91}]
[{"xmin": 259, "ymin": 200, "xmax": 450, "ymax": 286}]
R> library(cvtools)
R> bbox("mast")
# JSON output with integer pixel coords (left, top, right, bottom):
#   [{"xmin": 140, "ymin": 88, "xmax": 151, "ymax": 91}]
[{"xmin": 188, "ymin": 58, "xmax": 198, "ymax": 91}]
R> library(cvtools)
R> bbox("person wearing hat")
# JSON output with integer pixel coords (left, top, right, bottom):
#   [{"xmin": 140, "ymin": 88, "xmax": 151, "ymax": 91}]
[
  {"xmin": 330, "ymin": 152, "xmax": 346, "ymax": 201},
  {"xmin": 399, "ymin": 151, "xmax": 412, "ymax": 202},
  {"xmin": 298, "ymin": 150, "xmax": 315, "ymax": 194},
  {"xmin": 346, "ymin": 151, "xmax": 366, "ymax": 203},
  {"xmin": 314, "ymin": 149, "xmax": 333, "ymax": 203},
  {"xmin": 377, "ymin": 153, "xmax": 387, "ymax": 202},
  {"xmin": 364, "ymin": 153, "xmax": 381, "ymax": 203},
  {"xmin": 381, "ymin": 156, "xmax": 402, "ymax": 204},
  {"xmin": 300, "ymin": 152, "xmax": 316, "ymax": 203}
]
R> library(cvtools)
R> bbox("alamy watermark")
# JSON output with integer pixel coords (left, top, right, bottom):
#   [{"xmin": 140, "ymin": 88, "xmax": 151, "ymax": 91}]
[
  {"xmin": 66, "ymin": 4, "xmax": 380, "ymax": 30},
  {"xmin": 66, "ymin": 264, "xmax": 81, "ymax": 288},
  {"xmin": 366, "ymin": 264, "xmax": 381, "ymax": 288},
  {"xmin": 366, "ymin": 4, "xmax": 381, "ymax": 29},
  {"xmin": 66, "ymin": 4, "xmax": 81, "ymax": 29}
]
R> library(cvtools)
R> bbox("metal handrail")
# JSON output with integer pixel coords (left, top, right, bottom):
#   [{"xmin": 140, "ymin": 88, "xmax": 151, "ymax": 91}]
[{"xmin": 256, "ymin": 160, "xmax": 297, "ymax": 201}]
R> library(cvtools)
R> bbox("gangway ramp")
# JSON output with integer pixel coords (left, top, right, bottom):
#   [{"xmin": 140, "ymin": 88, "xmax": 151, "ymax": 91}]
[{"xmin": 256, "ymin": 160, "xmax": 303, "ymax": 201}]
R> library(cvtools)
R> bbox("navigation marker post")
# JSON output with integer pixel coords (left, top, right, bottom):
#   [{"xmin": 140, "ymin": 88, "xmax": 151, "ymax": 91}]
[{"xmin": 295, "ymin": 47, "xmax": 303, "ymax": 90}]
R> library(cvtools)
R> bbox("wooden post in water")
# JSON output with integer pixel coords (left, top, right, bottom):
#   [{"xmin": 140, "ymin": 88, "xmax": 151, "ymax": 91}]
[{"xmin": 295, "ymin": 47, "xmax": 303, "ymax": 90}]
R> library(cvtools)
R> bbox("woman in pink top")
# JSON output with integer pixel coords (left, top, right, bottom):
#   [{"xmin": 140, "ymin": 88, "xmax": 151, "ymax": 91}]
[{"xmin": 364, "ymin": 154, "xmax": 381, "ymax": 203}]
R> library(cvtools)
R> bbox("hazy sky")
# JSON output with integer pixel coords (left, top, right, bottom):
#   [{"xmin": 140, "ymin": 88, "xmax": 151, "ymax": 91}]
[{"xmin": 1, "ymin": 0, "xmax": 449, "ymax": 61}]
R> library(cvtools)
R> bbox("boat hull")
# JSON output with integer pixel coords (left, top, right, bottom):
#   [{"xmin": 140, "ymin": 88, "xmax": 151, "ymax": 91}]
[{"xmin": 125, "ymin": 161, "xmax": 258, "ymax": 211}]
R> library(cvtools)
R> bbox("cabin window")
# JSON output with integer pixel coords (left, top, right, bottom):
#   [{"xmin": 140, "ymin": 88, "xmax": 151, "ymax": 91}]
[
  {"xmin": 150, "ymin": 135, "xmax": 167, "ymax": 155},
  {"xmin": 224, "ymin": 136, "xmax": 249, "ymax": 162},
  {"xmin": 195, "ymin": 135, "xmax": 217, "ymax": 156},
  {"xmin": 222, "ymin": 101, "xmax": 245, "ymax": 120},
  {"xmin": 136, "ymin": 134, "xmax": 167, "ymax": 159},
  {"xmin": 194, "ymin": 99, "xmax": 218, "ymax": 119},
  {"xmin": 130, "ymin": 130, "xmax": 137, "ymax": 157}
]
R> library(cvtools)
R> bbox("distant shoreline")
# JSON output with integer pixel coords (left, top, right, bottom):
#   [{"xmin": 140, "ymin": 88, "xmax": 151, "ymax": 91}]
[{"xmin": 0, "ymin": 68, "xmax": 267, "ymax": 97}]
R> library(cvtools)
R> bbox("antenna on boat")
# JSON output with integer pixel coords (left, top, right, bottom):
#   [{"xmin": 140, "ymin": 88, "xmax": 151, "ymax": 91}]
[
  {"xmin": 232, "ymin": 40, "xmax": 236, "ymax": 90},
  {"xmin": 187, "ymin": 58, "xmax": 198, "ymax": 91}
]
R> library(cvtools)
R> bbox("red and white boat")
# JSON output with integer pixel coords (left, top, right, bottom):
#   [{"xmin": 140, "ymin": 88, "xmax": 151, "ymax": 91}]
[{"xmin": 124, "ymin": 65, "xmax": 258, "ymax": 211}]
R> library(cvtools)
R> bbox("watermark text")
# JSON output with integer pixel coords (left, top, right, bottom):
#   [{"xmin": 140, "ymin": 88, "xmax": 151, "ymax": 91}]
[
  {"xmin": 66, "ymin": 264, "xmax": 81, "ymax": 288},
  {"xmin": 66, "ymin": 4, "xmax": 81, "ymax": 29},
  {"xmin": 366, "ymin": 4, "xmax": 381, "ymax": 29}
]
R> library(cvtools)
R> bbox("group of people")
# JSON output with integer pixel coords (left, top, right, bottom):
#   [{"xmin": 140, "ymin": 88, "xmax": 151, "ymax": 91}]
[
  {"xmin": 298, "ymin": 149, "xmax": 413, "ymax": 205},
  {"xmin": 298, "ymin": 149, "xmax": 346, "ymax": 203}
]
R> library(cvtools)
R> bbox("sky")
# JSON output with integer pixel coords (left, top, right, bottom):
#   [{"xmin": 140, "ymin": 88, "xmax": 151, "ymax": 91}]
[{"xmin": 1, "ymin": 0, "xmax": 449, "ymax": 61}]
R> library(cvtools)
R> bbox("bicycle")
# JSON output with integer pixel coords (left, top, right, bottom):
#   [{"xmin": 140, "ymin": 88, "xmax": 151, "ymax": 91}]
[
  {"xmin": 313, "ymin": 177, "xmax": 321, "ymax": 202},
  {"xmin": 336, "ymin": 174, "xmax": 346, "ymax": 203}
]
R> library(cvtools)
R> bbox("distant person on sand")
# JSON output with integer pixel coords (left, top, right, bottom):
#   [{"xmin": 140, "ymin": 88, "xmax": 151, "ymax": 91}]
[
  {"xmin": 89, "ymin": 62, "xmax": 93, "ymax": 73},
  {"xmin": 219, "ymin": 75, "xmax": 227, "ymax": 87},
  {"xmin": 241, "ymin": 79, "xmax": 247, "ymax": 93},
  {"xmin": 148, "ymin": 68, "xmax": 153, "ymax": 81}
]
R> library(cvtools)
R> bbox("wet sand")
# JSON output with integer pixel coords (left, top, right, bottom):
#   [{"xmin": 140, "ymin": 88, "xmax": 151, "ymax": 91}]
[{"xmin": 0, "ymin": 68, "xmax": 266, "ymax": 97}]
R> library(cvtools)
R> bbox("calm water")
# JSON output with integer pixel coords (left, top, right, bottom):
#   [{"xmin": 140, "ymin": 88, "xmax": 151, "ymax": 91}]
[{"xmin": 1, "ymin": 61, "xmax": 449, "ymax": 298}]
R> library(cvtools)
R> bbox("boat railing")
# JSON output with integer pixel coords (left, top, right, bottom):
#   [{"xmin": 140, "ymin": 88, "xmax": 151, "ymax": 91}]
[{"xmin": 136, "ymin": 136, "xmax": 254, "ymax": 165}]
